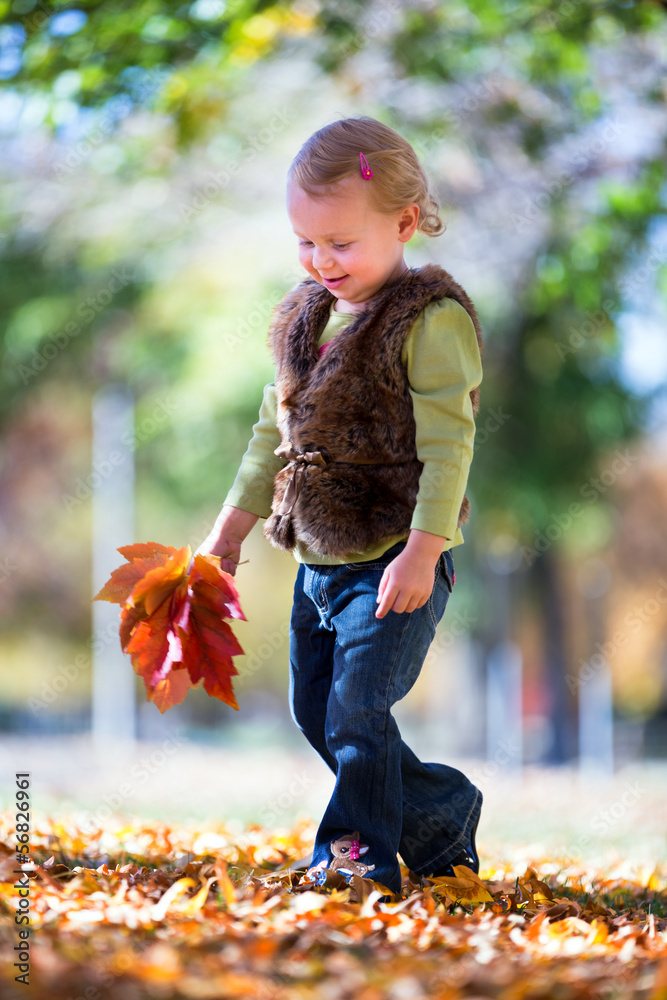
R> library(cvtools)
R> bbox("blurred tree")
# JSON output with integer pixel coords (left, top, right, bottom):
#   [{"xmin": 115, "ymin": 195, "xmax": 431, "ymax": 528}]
[{"xmin": 1, "ymin": 0, "xmax": 666, "ymax": 755}]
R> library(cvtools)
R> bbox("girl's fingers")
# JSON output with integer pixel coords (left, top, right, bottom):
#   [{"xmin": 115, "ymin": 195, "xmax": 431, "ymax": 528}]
[
  {"xmin": 376, "ymin": 571, "xmax": 387, "ymax": 605},
  {"xmin": 377, "ymin": 583, "xmax": 403, "ymax": 618},
  {"xmin": 394, "ymin": 595, "xmax": 412, "ymax": 615},
  {"xmin": 377, "ymin": 586, "xmax": 430, "ymax": 617},
  {"xmin": 375, "ymin": 583, "xmax": 393, "ymax": 618}
]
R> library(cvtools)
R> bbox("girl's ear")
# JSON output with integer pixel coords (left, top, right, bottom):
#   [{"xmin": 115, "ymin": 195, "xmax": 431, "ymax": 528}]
[{"xmin": 398, "ymin": 203, "xmax": 420, "ymax": 242}]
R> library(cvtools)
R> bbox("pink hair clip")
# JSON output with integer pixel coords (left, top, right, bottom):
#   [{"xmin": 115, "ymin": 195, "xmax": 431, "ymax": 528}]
[{"xmin": 359, "ymin": 152, "xmax": 373, "ymax": 179}]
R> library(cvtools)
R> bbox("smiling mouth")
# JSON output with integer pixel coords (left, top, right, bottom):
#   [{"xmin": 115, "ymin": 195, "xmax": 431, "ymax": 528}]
[{"xmin": 322, "ymin": 274, "xmax": 348, "ymax": 286}]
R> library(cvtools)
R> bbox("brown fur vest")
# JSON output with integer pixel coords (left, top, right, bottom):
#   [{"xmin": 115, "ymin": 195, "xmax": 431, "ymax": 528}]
[{"xmin": 262, "ymin": 263, "xmax": 483, "ymax": 557}]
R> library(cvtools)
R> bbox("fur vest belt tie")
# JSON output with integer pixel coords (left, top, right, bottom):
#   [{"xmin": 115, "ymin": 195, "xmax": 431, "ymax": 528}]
[
  {"xmin": 274, "ymin": 441, "xmax": 393, "ymax": 519},
  {"xmin": 273, "ymin": 443, "xmax": 328, "ymax": 517}
]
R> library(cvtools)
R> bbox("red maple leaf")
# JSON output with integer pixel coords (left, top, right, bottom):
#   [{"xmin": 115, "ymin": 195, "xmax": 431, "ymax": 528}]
[{"xmin": 93, "ymin": 543, "xmax": 247, "ymax": 713}]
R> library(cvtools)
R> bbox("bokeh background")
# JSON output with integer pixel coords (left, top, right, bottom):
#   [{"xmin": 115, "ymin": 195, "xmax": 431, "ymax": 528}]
[{"xmin": 1, "ymin": 0, "xmax": 666, "ymax": 865}]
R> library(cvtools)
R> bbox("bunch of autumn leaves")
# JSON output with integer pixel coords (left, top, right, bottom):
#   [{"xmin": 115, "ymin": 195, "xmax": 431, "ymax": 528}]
[{"xmin": 94, "ymin": 543, "xmax": 246, "ymax": 713}]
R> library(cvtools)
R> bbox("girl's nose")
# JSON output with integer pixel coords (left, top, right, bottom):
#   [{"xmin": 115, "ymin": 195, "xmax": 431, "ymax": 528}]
[{"xmin": 312, "ymin": 245, "xmax": 334, "ymax": 270}]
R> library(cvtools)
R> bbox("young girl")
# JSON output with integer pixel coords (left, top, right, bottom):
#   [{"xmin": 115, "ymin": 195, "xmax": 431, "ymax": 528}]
[{"xmin": 198, "ymin": 116, "xmax": 484, "ymax": 900}]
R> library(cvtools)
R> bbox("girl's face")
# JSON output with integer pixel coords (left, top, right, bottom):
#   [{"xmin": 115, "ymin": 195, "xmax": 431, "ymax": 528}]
[{"xmin": 287, "ymin": 175, "xmax": 419, "ymax": 314}]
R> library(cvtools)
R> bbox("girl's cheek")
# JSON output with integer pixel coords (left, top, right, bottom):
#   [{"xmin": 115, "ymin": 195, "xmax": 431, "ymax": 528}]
[{"xmin": 298, "ymin": 249, "xmax": 313, "ymax": 271}]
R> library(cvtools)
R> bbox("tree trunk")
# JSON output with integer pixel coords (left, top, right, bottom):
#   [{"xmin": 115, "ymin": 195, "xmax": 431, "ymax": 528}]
[{"xmin": 531, "ymin": 547, "xmax": 577, "ymax": 764}]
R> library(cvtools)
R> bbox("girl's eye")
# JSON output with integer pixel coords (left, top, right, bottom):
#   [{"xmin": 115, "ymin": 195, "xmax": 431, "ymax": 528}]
[{"xmin": 298, "ymin": 241, "xmax": 350, "ymax": 250}]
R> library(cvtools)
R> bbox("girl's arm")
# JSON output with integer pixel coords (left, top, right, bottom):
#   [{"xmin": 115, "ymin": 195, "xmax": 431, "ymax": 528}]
[
  {"xmin": 376, "ymin": 298, "xmax": 482, "ymax": 617},
  {"xmin": 196, "ymin": 382, "xmax": 286, "ymax": 575},
  {"xmin": 405, "ymin": 297, "xmax": 482, "ymax": 545}
]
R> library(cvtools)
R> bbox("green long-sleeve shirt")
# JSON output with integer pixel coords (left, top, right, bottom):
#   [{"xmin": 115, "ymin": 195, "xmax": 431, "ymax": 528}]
[{"xmin": 224, "ymin": 295, "xmax": 483, "ymax": 564}]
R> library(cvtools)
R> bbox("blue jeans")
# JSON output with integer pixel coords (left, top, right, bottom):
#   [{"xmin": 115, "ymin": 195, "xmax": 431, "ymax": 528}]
[{"xmin": 288, "ymin": 539, "xmax": 482, "ymax": 895}]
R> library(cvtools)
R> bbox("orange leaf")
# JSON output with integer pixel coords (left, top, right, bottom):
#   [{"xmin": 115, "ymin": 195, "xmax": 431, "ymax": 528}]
[
  {"xmin": 190, "ymin": 578, "xmax": 245, "ymax": 623},
  {"xmin": 119, "ymin": 604, "xmax": 144, "ymax": 652},
  {"xmin": 117, "ymin": 541, "xmax": 175, "ymax": 561},
  {"xmin": 93, "ymin": 560, "xmax": 152, "ymax": 605},
  {"xmin": 130, "ymin": 547, "xmax": 191, "ymax": 616},
  {"xmin": 150, "ymin": 668, "xmax": 196, "ymax": 715},
  {"xmin": 93, "ymin": 543, "xmax": 180, "ymax": 605},
  {"xmin": 97, "ymin": 539, "xmax": 246, "ymax": 713},
  {"xmin": 180, "ymin": 608, "xmax": 242, "ymax": 711},
  {"xmin": 190, "ymin": 554, "xmax": 247, "ymax": 621},
  {"xmin": 126, "ymin": 603, "xmax": 175, "ymax": 687}
]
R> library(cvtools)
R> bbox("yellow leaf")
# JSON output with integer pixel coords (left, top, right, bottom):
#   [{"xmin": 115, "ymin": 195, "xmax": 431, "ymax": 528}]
[
  {"xmin": 587, "ymin": 918, "xmax": 609, "ymax": 945},
  {"xmin": 215, "ymin": 859, "xmax": 236, "ymax": 908},
  {"xmin": 430, "ymin": 865, "xmax": 494, "ymax": 903},
  {"xmin": 150, "ymin": 877, "xmax": 196, "ymax": 921},
  {"xmin": 178, "ymin": 876, "xmax": 217, "ymax": 916}
]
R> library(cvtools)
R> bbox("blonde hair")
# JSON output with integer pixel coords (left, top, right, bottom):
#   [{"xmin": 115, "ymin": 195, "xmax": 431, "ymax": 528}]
[{"xmin": 287, "ymin": 115, "xmax": 445, "ymax": 237}]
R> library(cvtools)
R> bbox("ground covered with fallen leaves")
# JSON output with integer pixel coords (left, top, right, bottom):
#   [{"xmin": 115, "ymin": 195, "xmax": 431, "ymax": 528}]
[{"xmin": 1, "ymin": 813, "xmax": 666, "ymax": 999}]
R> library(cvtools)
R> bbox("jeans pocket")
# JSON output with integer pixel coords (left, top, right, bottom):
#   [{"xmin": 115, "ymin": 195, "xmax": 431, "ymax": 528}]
[{"xmin": 439, "ymin": 550, "xmax": 454, "ymax": 594}]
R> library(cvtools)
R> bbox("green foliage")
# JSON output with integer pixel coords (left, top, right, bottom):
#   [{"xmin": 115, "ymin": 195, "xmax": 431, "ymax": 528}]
[
  {"xmin": 470, "ymin": 149, "xmax": 667, "ymax": 549},
  {"xmin": 1, "ymin": 0, "xmax": 666, "ymax": 651}
]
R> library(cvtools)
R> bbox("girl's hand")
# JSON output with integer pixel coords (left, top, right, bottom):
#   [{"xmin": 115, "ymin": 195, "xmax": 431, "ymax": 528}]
[
  {"xmin": 375, "ymin": 529, "xmax": 447, "ymax": 618},
  {"xmin": 194, "ymin": 535, "xmax": 242, "ymax": 576},
  {"xmin": 193, "ymin": 505, "xmax": 259, "ymax": 577}
]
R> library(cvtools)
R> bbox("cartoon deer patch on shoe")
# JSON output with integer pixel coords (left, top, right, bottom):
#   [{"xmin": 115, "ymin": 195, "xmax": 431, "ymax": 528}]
[{"xmin": 329, "ymin": 831, "xmax": 375, "ymax": 879}]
